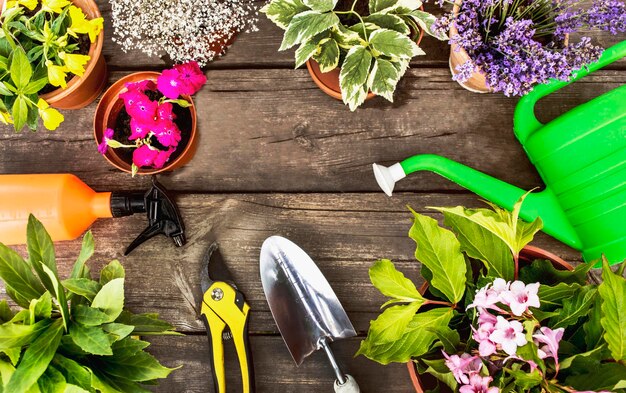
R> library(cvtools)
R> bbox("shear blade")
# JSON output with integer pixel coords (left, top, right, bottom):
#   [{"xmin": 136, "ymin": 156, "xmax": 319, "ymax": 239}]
[{"xmin": 200, "ymin": 242, "xmax": 237, "ymax": 293}]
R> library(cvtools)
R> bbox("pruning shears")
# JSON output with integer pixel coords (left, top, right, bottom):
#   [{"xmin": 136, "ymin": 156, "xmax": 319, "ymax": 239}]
[{"xmin": 200, "ymin": 243, "xmax": 254, "ymax": 393}]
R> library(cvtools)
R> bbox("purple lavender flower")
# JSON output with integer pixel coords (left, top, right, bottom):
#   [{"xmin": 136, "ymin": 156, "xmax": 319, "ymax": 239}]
[{"xmin": 453, "ymin": 60, "xmax": 478, "ymax": 82}]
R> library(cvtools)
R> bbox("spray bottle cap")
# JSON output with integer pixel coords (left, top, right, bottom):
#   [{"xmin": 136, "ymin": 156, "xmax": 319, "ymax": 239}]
[{"xmin": 110, "ymin": 177, "xmax": 186, "ymax": 255}]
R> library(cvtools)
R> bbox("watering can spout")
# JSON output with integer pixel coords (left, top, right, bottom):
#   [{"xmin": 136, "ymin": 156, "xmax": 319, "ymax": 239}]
[{"xmin": 373, "ymin": 154, "xmax": 582, "ymax": 250}]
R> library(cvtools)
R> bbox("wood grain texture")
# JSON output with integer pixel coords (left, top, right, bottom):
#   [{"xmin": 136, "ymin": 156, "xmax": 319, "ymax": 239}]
[
  {"xmin": 1, "ymin": 69, "xmax": 625, "ymax": 193},
  {"xmin": 0, "ymin": 193, "xmax": 581, "ymax": 335}
]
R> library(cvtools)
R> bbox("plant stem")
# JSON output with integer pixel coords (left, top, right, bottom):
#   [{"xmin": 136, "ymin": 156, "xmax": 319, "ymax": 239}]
[{"xmin": 423, "ymin": 299, "xmax": 456, "ymax": 307}]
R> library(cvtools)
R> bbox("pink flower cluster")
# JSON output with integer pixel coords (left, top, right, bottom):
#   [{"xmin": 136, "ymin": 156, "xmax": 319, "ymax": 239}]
[
  {"xmin": 156, "ymin": 62, "xmax": 207, "ymax": 99},
  {"xmin": 443, "ymin": 352, "xmax": 498, "ymax": 393},
  {"xmin": 468, "ymin": 278, "xmax": 540, "ymax": 316}
]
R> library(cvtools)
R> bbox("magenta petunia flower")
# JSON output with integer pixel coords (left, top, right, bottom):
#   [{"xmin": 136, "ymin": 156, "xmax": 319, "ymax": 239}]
[
  {"xmin": 459, "ymin": 374, "xmax": 499, "ymax": 393},
  {"xmin": 154, "ymin": 121, "xmax": 182, "ymax": 147},
  {"xmin": 174, "ymin": 61, "xmax": 206, "ymax": 95},
  {"xmin": 119, "ymin": 90, "xmax": 148, "ymax": 110},
  {"xmin": 98, "ymin": 127, "xmax": 114, "ymax": 155},
  {"xmin": 153, "ymin": 147, "xmax": 175, "ymax": 169},
  {"xmin": 132, "ymin": 145, "xmax": 159, "ymax": 168},
  {"xmin": 157, "ymin": 68, "xmax": 184, "ymax": 99},
  {"xmin": 489, "ymin": 316, "xmax": 527, "ymax": 355},
  {"xmin": 128, "ymin": 118, "xmax": 153, "ymax": 140},
  {"xmin": 157, "ymin": 102, "xmax": 177, "ymax": 122},
  {"xmin": 125, "ymin": 80, "xmax": 156, "ymax": 92},
  {"xmin": 127, "ymin": 98, "xmax": 158, "ymax": 124}
]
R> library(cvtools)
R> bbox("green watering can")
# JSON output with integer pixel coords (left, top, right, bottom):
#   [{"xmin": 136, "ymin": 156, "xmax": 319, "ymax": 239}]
[{"xmin": 373, "ymin": 41, "xmax": 626, "ymax": 265}]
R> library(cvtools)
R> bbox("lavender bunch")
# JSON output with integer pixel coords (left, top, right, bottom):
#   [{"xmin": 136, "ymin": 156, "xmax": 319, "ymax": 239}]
[
  {"xmin": 433, "ymin": 0, "xmax": 626, "ymax": 96},
  {"xmin": 110, "ymin": 0, "xmax": 258, "ymax": 66}
]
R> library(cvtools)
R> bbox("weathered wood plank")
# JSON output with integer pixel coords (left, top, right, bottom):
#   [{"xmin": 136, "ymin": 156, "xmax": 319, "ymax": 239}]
[
  {"xmin": 146, "ymin": 335, "xmax": 412, "ymax": 393},
  {"xmin": 0, "ymin": 193, "xmax": 581, "ymax": 334},
  {"xmin": 1, "ymin": 69, "xmax": 624, "ymax": 193}
]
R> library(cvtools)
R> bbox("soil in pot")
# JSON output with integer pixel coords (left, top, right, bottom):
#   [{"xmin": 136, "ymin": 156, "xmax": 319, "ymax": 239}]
[{"xmin": 111, "ymin": 90, "xmax": 193, "ymax": 168}]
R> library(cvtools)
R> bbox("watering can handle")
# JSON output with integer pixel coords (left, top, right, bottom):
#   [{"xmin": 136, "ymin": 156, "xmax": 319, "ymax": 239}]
[{"xmin": 514, "ymin": 40, "xmax": 626, "ymax": 144}]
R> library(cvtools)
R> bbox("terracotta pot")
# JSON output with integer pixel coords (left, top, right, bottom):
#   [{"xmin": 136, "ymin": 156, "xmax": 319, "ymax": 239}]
[
  {"xmin": 407, "ymin": 245, "xmax": 573, "ymax": 393},
  {"xmin": 93, "ymin": 71, "xmax": 198, "ymax": 175},
  {"xmin": 38, "ymin": 0, "xmax": 107, "ymax": 109},
  {"xmin": 306, "ymin": 23, "xmax": 425, "ymax": 101}
]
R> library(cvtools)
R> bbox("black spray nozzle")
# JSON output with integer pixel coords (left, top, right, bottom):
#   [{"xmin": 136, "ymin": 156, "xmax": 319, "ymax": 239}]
[{"xmin": 110, "ymin": 176, "xmax": 186, "ymax": 256}]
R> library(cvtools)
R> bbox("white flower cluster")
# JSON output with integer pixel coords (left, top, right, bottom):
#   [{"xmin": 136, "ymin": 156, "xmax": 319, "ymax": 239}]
[{"xmin": 110, "ymin": 0, "xmax": 258, "ymax": 66}]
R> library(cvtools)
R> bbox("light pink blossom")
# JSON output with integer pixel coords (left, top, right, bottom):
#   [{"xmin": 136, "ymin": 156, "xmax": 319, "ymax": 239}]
[
  {"xmin": 500, "ymin": 281, "xmax": 540, "ymax": 316},
  {"xmin": 468, "ymin": 278, "xmax": 509, "ymax": 311},
  {"xmin": 533, "ymin": 326, "xmax": 565, "ymax": 370},
  {"xmin": 442, "ymin": 352, "xmax": 483, "ymax": 384},
  {"xmin": 489, "ymin": 316, "xmax": 527, "ymax": 355},
  {"xmin": 459, "ymin": 374, "xmax": 499, "ymax": 393},
  {"xmin": 473, "ymin": 311, "xmax": 498, "ymax": 357}
]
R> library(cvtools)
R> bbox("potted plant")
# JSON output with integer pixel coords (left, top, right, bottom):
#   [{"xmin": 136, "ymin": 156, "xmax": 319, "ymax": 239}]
[
  {"xmin": 109, "ymin": 0, "xmax": 258, "ymax": 66},
  {"xmin": 94, "ymin": 61, "xmax": 205, "ymax": 176},
  {"xmin": 0, "ymin": 215, "xmax": 180, "ymax": 392},
  {"xmin": 357, "ymin": 194, "xmax": 626, "ymax": 392},
  {"xmin": 0, "ymin": 0, "xmax": 106, "ymax": 132},
  {"xmin": 261, "ymin": 0, "xmax": 447, "ymax": 110},
  {"xmin": 432, "ymin": 0, "xmax": 626, "ymax": 95}
]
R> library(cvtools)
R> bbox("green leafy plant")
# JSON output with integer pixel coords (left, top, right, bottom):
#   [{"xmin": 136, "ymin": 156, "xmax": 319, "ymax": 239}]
[
  {"xmin": 261, "ymin": 0, "xmax": 446, "ymax": 110},
  {"xmin": 358, "ymin": 194, "xmax": 626, "ymax": 392},
  {"xmin": 0, "ymin": 0, "xmax": 103, "ymax": 131},
  {"xmin": 0, "ymin": 215, "xmax": 180, "ymax": 392}
]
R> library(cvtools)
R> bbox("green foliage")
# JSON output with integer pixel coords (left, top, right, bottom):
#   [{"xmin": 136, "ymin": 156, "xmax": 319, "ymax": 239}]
[
  {"xmin": 598, "ymin": 258, "xmax": 626, "ymax": 361},
  {"xmin": 0, "ymin": 215, "xmax": 179, "ymax": 392},
  {"xmin": 261, "ymin": 0, "xmax": 446, "ymax": 110}
]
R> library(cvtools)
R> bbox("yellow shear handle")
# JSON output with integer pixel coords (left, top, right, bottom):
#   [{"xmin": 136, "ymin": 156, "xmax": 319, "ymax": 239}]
[{"xmin": 201, "ymin": 282, "xmax": 253, "ymax": 393}]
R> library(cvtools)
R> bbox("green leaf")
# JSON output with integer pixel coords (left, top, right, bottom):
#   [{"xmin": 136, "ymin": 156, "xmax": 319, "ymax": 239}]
[
  {"xmin": 0, "ymin": 319, "xmax": 49, "ymax": 350},
  {"xmin": 426, "ymin": 325, "xmax": 460, "ymax": 354},
  {"xmin": 91, "ymin": 277, "xmax": 124, "ymax": 323},
  {"xmin": 422, "ymin": 358, "xmax": 458, "ymax": 391},
  {"xmin": 101, "ymin": 348, "xmax": 178, "ymax": 382},
  {"xmin": 261, "ymin": 0, "xmax": 309, "ymax": 30},
  {"xmin": 369, "ymin": 259, "xmax": 423, "ymax": 306},
  {"xmin": 519, "ymin": 259, "xmax": 591, "ymax": 286},
  {"xmin": 559, "ymin": 344, "xmax": 606, "ymax": 370},
  {"xmin": 598, "ymin": 257, "xmax": 626, "ymax": 360},
  {"xmin": 69, "ymin": 324, "xmax": 113, "ymax": 356},
  {"xmin": 2, "ymin": 347, "xmax": 21, "ymax": 367},
  {"xmin": 583, "ymin": 294, "xmax": 604, "ymax": 350},
  {"xmin": 70, "ymin": 231, "xmax": 94, "ymax": 279},
  {"xmin": 11, "ymin": 95, "xmax": 28, "ymax": 131},
  {"xmin": 29, "ymin": 291, "xmax": 52, "ymax": 321},
  {"xmin": 5, "ymin": 318, "xmax": 64, "ymax": 393},
  {"xmin": 0, "ymin": 81, "xmax": 14, "ymax": 96},
  {"xmin": 369, "ymin": 28, "xmax": 423, "ymax": 58},
  {"xmin": 26, "ymin": 214, "xmax": 58, "ymax": 289},
  {"xmin": 0, "ymin": 242, "xmax": 45, "ymax": 307},
  {"xmin": 331, "ymin": 24, "xmax": 363, "ymax": 48},
  {"xmin": 65, "ymin": 385, "xmax": 90, "ymax": 393},
  {"xmin": 9, "ymin": 47, "xmax": 31, "ymax": 89},
  {"xmin": 339, "ymin": 45, "xmax": 372, "ymax": 111},
  {"xmin": 506, "ymin": 368, "xmax": 542, "ymax": 390},
  {"xmin": 51, "ymin": 355, "xmax": 92, "ymax": 391},
  {"xmin": 363, "ymin": 13, "xmax": 409, "ymax": 35},
  {"xmin": 280, "ymin": 10, "xmax": 339, "ymax": 50},
  {"xmin": 357, "ymin": 308, "xmax": 454, "ymax": 364},
  {"xmin": 23, "ymin": 77, "xmax": 47, "ymax": 95},
  {"xmin": 38, "ymin": 366, "xmax": 67, "ymax": 393},
  {"xmin": 102, "ymin": 323, "xmax": 135, "ymax": 342},
  {"xmin": 408, "ymin": 10, "xmax": 447, "ymax": 40},
  {"xmin": 441, "ymin": 206, "xmax": 515, "ymax": 280},
  {"xmin": 312, "ymin": 38, "xmax": 340, "ymax": 72},
  {"xmin": 409, "ymin": 209, "xmax": 466, "ymax": 303},
  {"xmin": 550, "ymin": 286, "xmax": 597, "ymax": 329},
  {"xmin": 565, "ymin": 362, "xmax": 626, "ymax": 391},
  {"xmin": 0, "ymin": 300, "xmax": 14, "ymax": 323},
  {"xmin": 370, "ymin": 0, "xmax": 397, "ymax": 13},
  {"xmin": 367, "ymin": 58, "xmax": 401, "ymax": 102},
  {"xmin": 40, "ymin": 263, "xmax": 69, "ymax": 331},
  {"xmin": 100, "ymin": 259, "xmax": 126, "ymax": 285},
  {"xmin": 61, "ymin": 278, "xmax": 100, "ymax": 301},
  {"xmin": 368, "ymin": 302, "xmax": 422, "ymax": 343},
  {"xmin": 294, "ymin": 32, "xmax": 327, "ymax": 68},
  {"xmin": 538, "ymin": 282, "xmax": 582, "ymax": 308},
  {"xmin": 302, "ymin": 0, "xmax": 337, "ymax": 12},
  {"xmin": 0, "ymin": 358, "xmax": 16, "ymax": 388},
  {"xmin": 116, "ymin": 311, "xmax": 177, "ymax": 335},
  {"xmin": 72, "ymin": 304, "xmax": 111, "ymax": 326}
]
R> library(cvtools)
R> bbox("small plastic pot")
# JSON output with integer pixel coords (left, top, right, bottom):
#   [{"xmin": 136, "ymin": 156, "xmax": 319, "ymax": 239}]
[
  {"xmin": 406, "ymin": 245, "xmax": 573, "ymax": 393},
  {"xmin": 93, "ymin": 71, "xmax": 198, "ymax": 175},
  {"xmin": 306, "ymin": 24, "xmax": 425, "ymax": 101},
  {"xmin": 38, "ymin": 0, "xmax": 107, "ymax": 109}
]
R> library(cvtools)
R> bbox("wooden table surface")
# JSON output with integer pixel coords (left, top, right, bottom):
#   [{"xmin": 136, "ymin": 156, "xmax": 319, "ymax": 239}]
[{"xmin": 1, "ymin": 1, "xmax": 625, "ymax": 391}]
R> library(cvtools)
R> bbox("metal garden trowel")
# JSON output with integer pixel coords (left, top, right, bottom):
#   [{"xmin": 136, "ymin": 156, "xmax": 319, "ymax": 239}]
[{"xmin": 259, "ymin": 236, "xmax": 360, "ymax": 393}]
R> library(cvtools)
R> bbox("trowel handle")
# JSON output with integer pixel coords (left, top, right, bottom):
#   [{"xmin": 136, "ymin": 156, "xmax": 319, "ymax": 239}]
[
  {"xmin": 320, "ymin": 339, "xmax": 360, "ymax": 393},
  {"xmin": 334, "ymin": 374, "xmax": 360, "ymax": 393},
  {"xmin": 514, "ymin": 40, "xmax": 626, "ymax": 144}
]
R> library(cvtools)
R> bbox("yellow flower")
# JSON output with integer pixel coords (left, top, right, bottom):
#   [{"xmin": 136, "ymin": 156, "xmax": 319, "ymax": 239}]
[
  {"xmin": 67, "ymin": 5, "xmax": 103, "ymax": 43},
  {"xmin": 45, "ymin": 60, "xmax": 69, "ymax": 89},
  {"xmin": 40, "ymin": 0, "xmax": 69, "ymax": 13},
  {"xmin": 59, "ymin": 52, "xmax": 90, "ymax": 76},
  {"xmin": 0, "ymin": 111, "xmax": 13, "ymax": 125},
  {"xmin": 5, "ymin": 0, "xmax": 38, "ymax": 10},
  {"xmin": 37, "ymin": 99, "xmax": 64, "ymax": 130}
]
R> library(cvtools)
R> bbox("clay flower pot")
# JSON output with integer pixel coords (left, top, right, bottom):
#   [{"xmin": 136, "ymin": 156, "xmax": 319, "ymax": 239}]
[
  {"xmin": 39, "ymin": 0, "xmax": 107, "ymax": 109},
  {"xmin": 406, "ymin": 245, "xmax": 573, "ymax": 393},
  {"xmin": 306, "ymin": 26, "xmax": 425, "ymax": 101},
  {"xmin": 93, "ymin": 71, "xmax": 198, "ymax": 175}
]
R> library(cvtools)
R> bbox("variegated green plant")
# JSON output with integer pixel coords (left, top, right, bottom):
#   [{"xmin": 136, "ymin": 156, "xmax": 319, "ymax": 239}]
[
  {"xmin": 0, "ymin": 215, "xmax": 180, "ymax": 393},
  {"xmin": 261, "ymin": 0, "xmax": 446, "ymax": 110}
]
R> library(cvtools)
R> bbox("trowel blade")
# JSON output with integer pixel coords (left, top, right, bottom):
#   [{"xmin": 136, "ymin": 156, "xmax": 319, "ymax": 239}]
[{"xmin": 259, "ymin": 236, "xmax": 357, "ymax": 366}]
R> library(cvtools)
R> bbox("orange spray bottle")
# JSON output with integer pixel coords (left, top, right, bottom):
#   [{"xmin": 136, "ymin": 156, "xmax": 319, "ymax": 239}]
[{"xmin": 0, "ymin": 174, "xmax": 186, "ymax": 255}]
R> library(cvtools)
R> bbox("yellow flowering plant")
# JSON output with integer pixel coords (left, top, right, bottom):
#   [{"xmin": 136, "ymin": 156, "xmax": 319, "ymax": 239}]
[{"xmin": 0, "ymin": 0, "xmax": 103, "ymax": 131}]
